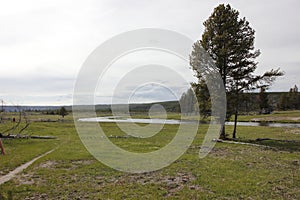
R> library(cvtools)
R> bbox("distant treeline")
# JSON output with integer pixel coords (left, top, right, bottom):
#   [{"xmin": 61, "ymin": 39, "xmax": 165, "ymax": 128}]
[
  {"xmin": 95, "ymin": 91, "xmax": 299, "ymax": 114},
  {"xmin": 2, "ymin": 91, "xmax": 298, "ymax": 114},
  {"xmin": 235, "ymin": 91, "xmax": 300, "ymax": 113},
  {"xmin": 94, "ymin": 101, "xmax": 180, "ymax": 113},
  {"xmin": 2, "ymin": 106, "xmax": 62, "ymax": 112}
]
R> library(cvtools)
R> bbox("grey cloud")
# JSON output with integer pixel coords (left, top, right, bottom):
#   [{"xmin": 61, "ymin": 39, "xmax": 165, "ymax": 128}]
[{"xmin": 0, "ymin": 75, "xmax": 74, "ymax": 95}]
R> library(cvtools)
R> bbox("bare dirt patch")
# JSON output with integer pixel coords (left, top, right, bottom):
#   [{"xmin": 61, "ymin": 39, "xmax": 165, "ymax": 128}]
[
  {"xmin": 24, "ymin": 193, "xmax": 48, "ymax": 200},
  {"xmin": 35, "ymin": 159, "xmax": 95, "ymax": 170},
  {"xmin": 71, "ymin": 159, "xmax": 94, "ymax": 166},
  {"xmin": 38, "ymin": 160, "xmax": 58, "ymax": 169},
  {"xmin": 285, "ymin": 129, "xmax": 300, "ymax": 135},
  {"xmin": 15, "ymin": 172, "xmax": 35, "ymax": 185},
  {"xmin": 209, "ymin": 147, "xmax": 231, "ymax": 157},
  {"xmin": 111, "ymin": 172, "xmax": 209, "ymax": 196}
]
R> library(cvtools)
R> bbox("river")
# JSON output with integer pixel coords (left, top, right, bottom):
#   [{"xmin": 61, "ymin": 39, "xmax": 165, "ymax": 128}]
[{"xmin": 78, "ymin": 116, "xmax": 300, "ymax": 128}]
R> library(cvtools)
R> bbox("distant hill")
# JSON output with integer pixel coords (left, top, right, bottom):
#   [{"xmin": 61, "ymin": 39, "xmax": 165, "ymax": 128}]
[
  {"xmin": 94, "ymin": 101, "xmax": 180, "ymax": 113},
  {"xmin": 2, "ymin": 101, "xmax": 180, "ymax": 113},
  {"xmin": 96, "ymin": 101, "xmax": 180, "ymax": 112},
  {"xmin": 2, "ymin": 105, "xmax": 62, "ymax": 112},
  {"xmin": 2, "ymin": 91, "xmax": 298, "ymax": 113}
]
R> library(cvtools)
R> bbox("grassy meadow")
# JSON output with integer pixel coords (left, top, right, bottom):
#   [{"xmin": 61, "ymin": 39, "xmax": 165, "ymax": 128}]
[
  {"xmin": 0, "ymin": 112, "xmax": 299, "ymax": 199},
  {"xmin": 229, "ymin": 110, "xmax": 300, "ymax": 123}
]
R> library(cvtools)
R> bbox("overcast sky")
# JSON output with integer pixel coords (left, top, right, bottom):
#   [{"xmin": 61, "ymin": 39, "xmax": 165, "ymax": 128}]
[{"xmin": 1, "ymin": 0, "xmax": 299, "ymax": 105}]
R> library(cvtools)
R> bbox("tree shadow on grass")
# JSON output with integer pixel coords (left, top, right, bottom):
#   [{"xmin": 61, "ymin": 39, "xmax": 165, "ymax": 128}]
[{"xmin": 230, "ymin": 138, "xmax": 300, "ymax": 152}]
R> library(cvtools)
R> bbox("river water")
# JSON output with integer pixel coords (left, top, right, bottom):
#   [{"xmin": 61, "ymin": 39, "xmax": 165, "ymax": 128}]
[{"xmin": 79, "ymin": 116, "xmax": 300, "ymax": 128}]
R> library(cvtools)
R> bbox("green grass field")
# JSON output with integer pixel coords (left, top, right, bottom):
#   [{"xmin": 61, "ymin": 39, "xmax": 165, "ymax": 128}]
[
  {"xmin": 0, "ymin": 112, "xmax": 299, "ymax": 199},
  {"xmin": 229, "ymin": 110, "xmax": 300, "ymax": 123}
]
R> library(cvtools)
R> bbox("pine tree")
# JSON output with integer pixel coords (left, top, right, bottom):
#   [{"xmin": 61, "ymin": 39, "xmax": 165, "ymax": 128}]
[
  {"xmin": 192, "ymin": 80, "xmax": 211, "ymax": 119},
  {"xmin": 190, "ymin": 4, "xmax": 283, "ymax": 139},
  {"xmin": 179, "ymin": 88, "xmax": 197, "ymax": 114},
  {"xmin": 279, "ymin": 93, "xmax": 288, "ymax": 110},
  {"xmin": 259, "ymin": 87, "xmax": 270, "ymax": 113},
  {"xmin": 59, "ymin": 107, "xmax": 68, "ymax": 118}
]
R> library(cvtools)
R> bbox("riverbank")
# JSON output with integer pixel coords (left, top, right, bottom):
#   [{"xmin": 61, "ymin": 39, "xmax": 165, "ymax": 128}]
[
  {"xmin": 97, "ymin": 110, "xmax": 300, "ymax": 123},
  {"xmin": 229, "ymin": 110, "xmax": 300, "ymax": 123}
]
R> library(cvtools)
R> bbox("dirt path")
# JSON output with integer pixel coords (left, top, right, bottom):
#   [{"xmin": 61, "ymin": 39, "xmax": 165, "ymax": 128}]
[{"xmin": 0, "ymin": 149, "xmax": 55, "ymax": 185}]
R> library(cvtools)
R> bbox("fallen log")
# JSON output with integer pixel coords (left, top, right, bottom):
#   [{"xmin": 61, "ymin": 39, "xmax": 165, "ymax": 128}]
[
  {"xmin": 1, "ymin": 134, "xmax": 56, "ymax": 139},
  {"xmin": 213, "ymin": 138, "xmax": 272, "ymax": 148},
  {"xmin": 30, "ymin": 135, "xmax": 56, "ymax": 139}
]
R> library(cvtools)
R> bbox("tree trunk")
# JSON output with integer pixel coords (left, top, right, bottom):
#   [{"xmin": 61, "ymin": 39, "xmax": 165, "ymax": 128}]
[
  {"xmin": 0, "ymin": 139, "xmax": 5, "ymax": 155},
  {"xmin": 219, "ymin": 125, "xmax": 226, "ymax": 139},
  {"xmin": 219, "ymin": 61, "xmax": 227, "ymax": 140},
  {"xmin": 232, "ymin": 92, "xmax": 239, "ymax": 138},
  {"xmin": 232, "ymin": 108, "xmax": 238, "ymax": 138}
]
